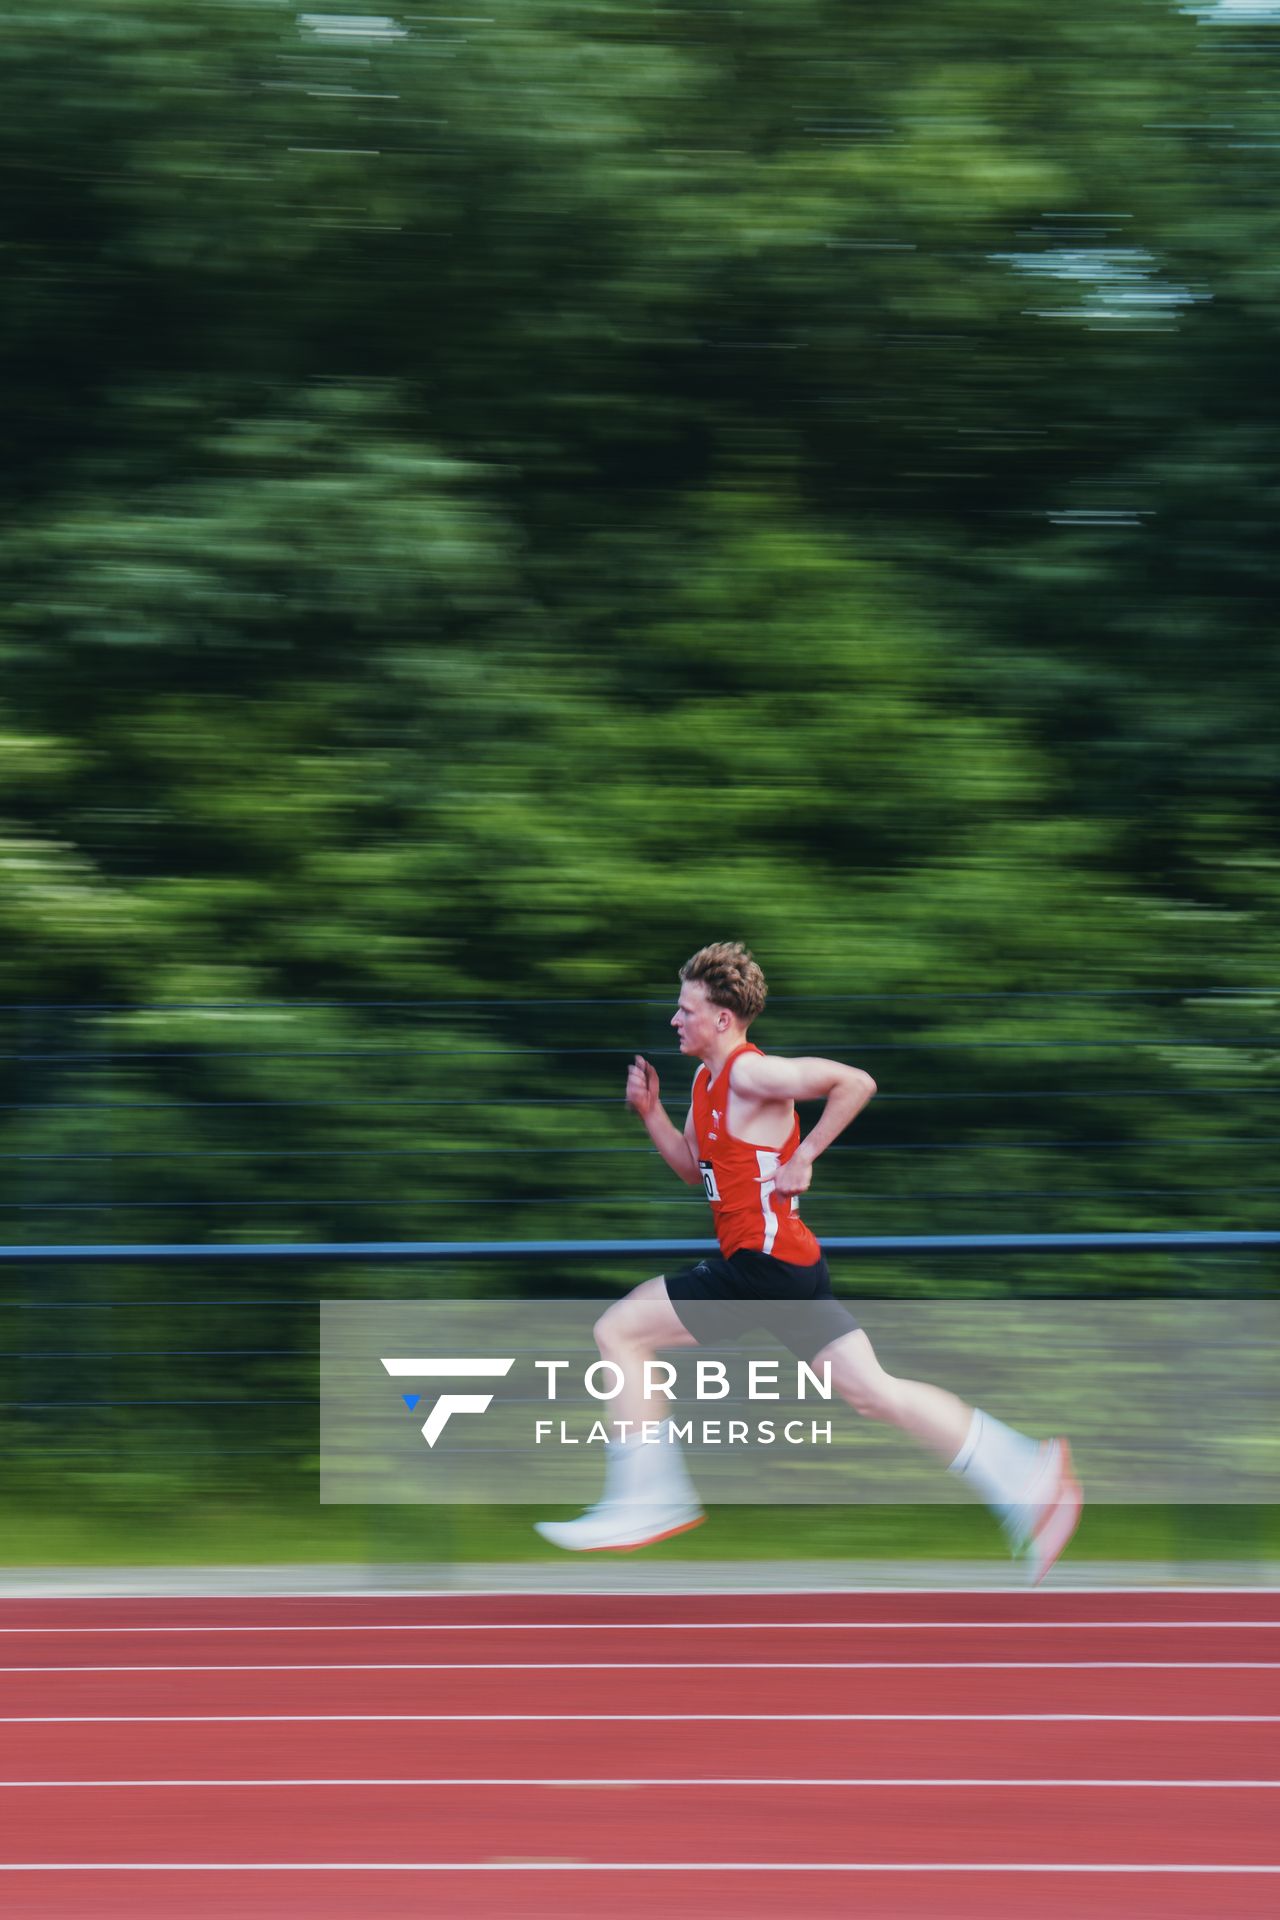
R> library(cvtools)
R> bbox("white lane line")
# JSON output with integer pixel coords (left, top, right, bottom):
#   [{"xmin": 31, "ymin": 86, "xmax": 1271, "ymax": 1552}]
[
  {"xmin": 5, "ymin": 1776, "xmax": 1279, "ymax": 1789},
  {"xmin": 5, "ymin": 1659, "xmax": 1278, "ymax": 1673},
  {"xmin": 2, "ymin": 1862, "xmax": 1279, "ymax": 1873},
  {"xmin": 4, "ymin": 1712, "xmax": 1274, "ymax": 1724},
  {"xmin": 0, "ymin": 1619, "xmax": 1275, "ymax": 1633},
  {"xmin": 4, "ymin": 1585, "xmax": 1274, "ymax": 1601},
  {"xmin": 4, "ymin": 1584, "xmax": 1272, "ymax": 1595}
]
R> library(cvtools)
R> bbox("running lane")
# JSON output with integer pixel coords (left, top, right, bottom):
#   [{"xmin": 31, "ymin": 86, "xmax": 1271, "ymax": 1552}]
[{"xmin": 2, "ymin": 1589, "xmax": 1276, "ymax": 1919}]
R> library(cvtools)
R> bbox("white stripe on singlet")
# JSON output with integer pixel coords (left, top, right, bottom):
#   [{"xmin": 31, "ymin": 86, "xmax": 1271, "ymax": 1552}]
[{"xmin": 756, "ymin": 1148, "xmax": 781, "ymax": 1254}]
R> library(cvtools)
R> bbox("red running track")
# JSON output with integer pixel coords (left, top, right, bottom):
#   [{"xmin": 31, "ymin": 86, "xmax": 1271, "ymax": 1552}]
[{"xmin": 1, "ymin": 1588, "xmax": 1277, "ymax": 1918}]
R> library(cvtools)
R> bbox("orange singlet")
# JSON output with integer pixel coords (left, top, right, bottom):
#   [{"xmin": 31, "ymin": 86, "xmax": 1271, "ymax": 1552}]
[{"xmin": 691, "ymin": 1042, "xmax": 821, "ymax": 1264}]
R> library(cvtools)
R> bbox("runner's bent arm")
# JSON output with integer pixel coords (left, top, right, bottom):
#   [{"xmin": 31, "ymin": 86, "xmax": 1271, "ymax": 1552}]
[
  {"xmin": 625, "ymin": 1054, "xmax": 701, "ymax": 1186},
  {"xmin": 729, "ymin": 1051, "xmax": 876, "ymax": 1194}
]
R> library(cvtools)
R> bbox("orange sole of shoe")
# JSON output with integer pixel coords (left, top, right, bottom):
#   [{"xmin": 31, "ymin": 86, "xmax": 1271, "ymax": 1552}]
[
  {"xmin": 585, "ymin": 1515, "xmax": 708, "ymax": 1553},
  {"xmin": 1029, "ymin": 1443, "xmax": 1083, "ymax": 1586}
]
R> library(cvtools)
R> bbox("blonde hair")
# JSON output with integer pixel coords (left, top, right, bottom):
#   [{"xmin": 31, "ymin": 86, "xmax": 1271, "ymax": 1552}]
[{"xmin": 679, "ymin": 941, "xmax": 768, "ymax": 1025}]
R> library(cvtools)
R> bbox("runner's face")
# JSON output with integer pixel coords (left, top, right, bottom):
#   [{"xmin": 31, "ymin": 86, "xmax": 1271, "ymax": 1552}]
[{"xmin": 671, "ymin": 981, "xmax": 724, "ymax": 1058}]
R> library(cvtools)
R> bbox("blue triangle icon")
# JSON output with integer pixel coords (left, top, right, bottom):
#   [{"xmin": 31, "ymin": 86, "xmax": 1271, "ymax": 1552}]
[{"xmin": 401, "ymin": 1394, "xmax": 420, "ymax": 1412}]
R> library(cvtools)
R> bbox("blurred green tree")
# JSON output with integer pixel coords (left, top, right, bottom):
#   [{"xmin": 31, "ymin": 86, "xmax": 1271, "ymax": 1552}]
[{"xmin": 1, "ymin": 2, "xmax": 1276, "ymax": 1497}]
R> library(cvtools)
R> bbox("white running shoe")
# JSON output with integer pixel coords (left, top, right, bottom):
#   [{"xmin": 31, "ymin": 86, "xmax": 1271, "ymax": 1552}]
[
  {"xmin": 534, "ymin": 1500, "xmax": 705, "ymax": 1553},
  {"xmin": 535, "ymin": 1429, "xmax": 704, "ymax": 1552},
  {"xmin": 1020, "ymin": 1439, "xmax": 1083, "ymax": 1586}
]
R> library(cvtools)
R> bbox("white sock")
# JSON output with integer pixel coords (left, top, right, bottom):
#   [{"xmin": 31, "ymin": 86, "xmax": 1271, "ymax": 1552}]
[
  {"xmin": 949, "ymin": 1408, "xmax": 1045, "ymax": 1533},
  {"xmin": 605, "ymin": 1426, "xmax": 695, "ymax": 1505}
]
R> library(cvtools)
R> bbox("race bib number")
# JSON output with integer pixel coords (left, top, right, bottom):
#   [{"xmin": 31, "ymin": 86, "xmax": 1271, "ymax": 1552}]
[{"xmin": 698, "ymin": 1159, "xmax": 722, "ymax": 1204}]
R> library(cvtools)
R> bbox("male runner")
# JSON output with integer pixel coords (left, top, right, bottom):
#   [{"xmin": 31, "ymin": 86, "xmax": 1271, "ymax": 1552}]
[{"xmin": 535, "ymin": 941, "xmax": 1082, "ymax": 1582}]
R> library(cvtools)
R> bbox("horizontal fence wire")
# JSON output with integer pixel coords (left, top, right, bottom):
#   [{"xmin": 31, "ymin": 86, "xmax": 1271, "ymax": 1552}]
[
  {"xmin": 2, "ymin": 1229, "xmax": 1278, "ymax": 1260},
  {"xmin": 0, "ymin": 986, "xmax": 1275, "ymax": 1011},
  {"xmin": 5, "ymin": 1038, "xmax": 1276, "ymax": 1063}
]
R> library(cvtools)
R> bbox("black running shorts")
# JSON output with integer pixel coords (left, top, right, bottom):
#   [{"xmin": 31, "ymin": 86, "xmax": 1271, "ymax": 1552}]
[{"xmin": 664, "ymin": 1249, "xmax": 860, "ymax": 1364}]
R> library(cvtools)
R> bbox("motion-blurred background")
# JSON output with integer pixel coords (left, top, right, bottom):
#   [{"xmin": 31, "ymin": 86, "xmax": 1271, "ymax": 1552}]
[{"xmin": 2, "ymin": 2, "xmax": 1275, "ymax": 1569}]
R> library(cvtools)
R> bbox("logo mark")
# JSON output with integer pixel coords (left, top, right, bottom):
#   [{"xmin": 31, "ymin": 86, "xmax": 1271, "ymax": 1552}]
[{"xmin": 380, "ymin": 1357, "xmax": 515, "ymax": 1446}]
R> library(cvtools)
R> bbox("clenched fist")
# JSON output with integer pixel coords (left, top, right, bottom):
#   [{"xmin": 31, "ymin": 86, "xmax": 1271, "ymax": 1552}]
[
  {"xmin": 772, "ymin": 1151, "xmax": 813, "ymax": 1197},
  {"xmin": 626, "ymin": 1054, "xmax": 660, "ymax": 1118}
]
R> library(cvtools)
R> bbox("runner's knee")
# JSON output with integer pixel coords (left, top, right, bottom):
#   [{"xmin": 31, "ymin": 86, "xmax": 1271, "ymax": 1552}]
[
  {"xmin": 594, "ymin": 1299, "xmax": 645, "ymax": 1357},
  {"xmin": 835, "ymin": 1351, "xmax": 902, "ymax": 1422},
  {"xmin": 594, "ymin": 1277, "xmax": 669, "ymax": 1357},
  {"xmin": 593, "ymin": 1304, "xmax": 623, "ymax": 1354}
]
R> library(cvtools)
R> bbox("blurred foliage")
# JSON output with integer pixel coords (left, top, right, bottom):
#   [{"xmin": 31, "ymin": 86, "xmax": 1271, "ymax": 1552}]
[{"xmin": 1, "ymin": 3, "xmax": 1277, "ymax": 1501}]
